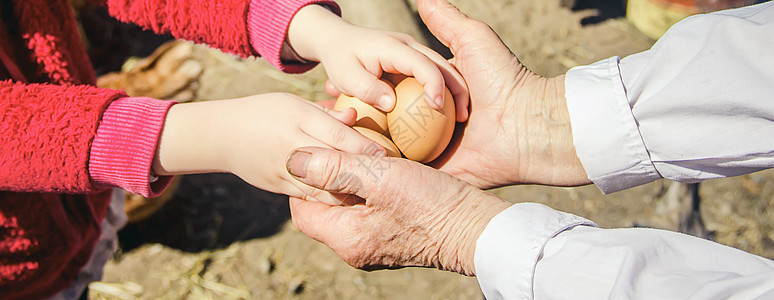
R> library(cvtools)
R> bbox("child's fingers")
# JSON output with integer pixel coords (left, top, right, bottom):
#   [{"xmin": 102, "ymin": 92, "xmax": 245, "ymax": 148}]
[
  {"xmin": 309, "ymin": 101, "xmax": 355, "ymax": 125},
  {"xmin": 325, "ymin": 79, "xmax": 342, "ymax": 98},
  {"xmin": 325, "ymin": 106, "xmax": 357, "ymax": 126},
  {"xmin": 372, "ymin": 44, "xmax": 447, "ymax": 111},
  {"xmin": 301, "ymin": 107, "xmax": 387, "ymax": 157},
  {"xmin": 317, "ymin": 99, "xmax": 337, "ymax": 110},
  {"xmin": 406, "ymin": 42, "xmax": 470, "ymax": 122},
  {"xmin": 332, "ymin": 61, "xmax": 398, "ymax": 112}
]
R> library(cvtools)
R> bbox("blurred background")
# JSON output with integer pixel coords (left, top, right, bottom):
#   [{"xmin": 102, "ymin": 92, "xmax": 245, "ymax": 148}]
[{"xmin": 73, "ymin": 0, "xmax": 774, "ymax": 299}]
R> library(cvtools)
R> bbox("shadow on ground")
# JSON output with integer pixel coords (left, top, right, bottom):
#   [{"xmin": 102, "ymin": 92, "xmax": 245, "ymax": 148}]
[
  {"xmin": 118, "ymin": 174, "xmax": 291, "ymax": 253},
  {"xmin": 564, "ymin": 0, "xmax": 628, "ymax": 25}
]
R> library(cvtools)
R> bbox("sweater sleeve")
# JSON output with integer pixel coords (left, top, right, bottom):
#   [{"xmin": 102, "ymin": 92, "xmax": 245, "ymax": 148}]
[
  {"xmin": 89, "ymin": 97, "xmax": 175, "ymax": 198},
  {"xmin": 103, "ymin": 0, "xmax": 254, "ymax": 57},
  {"xmin": 101, "ymin": 0, "xmax": 338, "ymax": 72},
  {"xmin": 0, "ymin": 80, "xmax": 124, "ymax": 193},
  {"xmin": 247, "ymin": 0, "xmax": 340, "ymax": 73}
]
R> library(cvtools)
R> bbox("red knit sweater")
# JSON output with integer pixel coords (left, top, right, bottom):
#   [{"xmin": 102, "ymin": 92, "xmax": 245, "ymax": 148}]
[{"xmin": 0, "ymin": 0, "xmax": 338, "ymax": 298}]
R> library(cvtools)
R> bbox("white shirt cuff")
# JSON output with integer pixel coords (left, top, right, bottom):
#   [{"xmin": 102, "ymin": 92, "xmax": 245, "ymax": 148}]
[
  {"xmin": 474, "ymin": 203, "xmax": 597, "ymax": 300},
  {"xmin": 565, "ymin": 57, "xmax": 662, "ymax": 194}
]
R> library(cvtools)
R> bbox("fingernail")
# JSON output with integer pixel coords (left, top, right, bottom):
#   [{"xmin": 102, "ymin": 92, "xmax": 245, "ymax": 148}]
[
  {"xmin": 287, "ymin": 150, "xmax": 311, "ymax": 179},
  {"xmin": 434, "ymin": 95, "xmax": 444, "ymax": 109},
  {"xmin": 376, "ymin": 94, "xmax": 392, "ymax": 111},
  {"xmin": 365, "ymin": 141, "xmax": 387, "ymax": 157},
  {"xmin": 372, "ymin": 149, "xmax": 387, "ymax": 157}
]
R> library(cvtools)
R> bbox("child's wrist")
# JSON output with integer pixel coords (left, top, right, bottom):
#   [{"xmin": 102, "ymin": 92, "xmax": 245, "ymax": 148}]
[
  {"xmin": 287, "ymin": 4, "xmax": 347, "ymax": 61},
  {"xmin": 280, "ymin": 40, "xmax": 313, "ymax": 64},
  {"xmin": 153, "ymin": 102, "xmax": 232, "ymax": 176}
]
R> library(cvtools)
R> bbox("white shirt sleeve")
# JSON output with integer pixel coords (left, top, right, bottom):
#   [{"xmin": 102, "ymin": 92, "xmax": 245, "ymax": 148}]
[
  {"xmin": 565, "ymin": 2, "xmax": 774, "ymax": 194},
  {"xmin": 475, "ymin": 205, "xmax": 774, "ymax": 300},
  {"xmin": 474, "ymin": 204, "xmax": 597, "ymax": 299},
  {"xmin": 475, "ymin": 3, "xmax": 774, "ymax": 299}
]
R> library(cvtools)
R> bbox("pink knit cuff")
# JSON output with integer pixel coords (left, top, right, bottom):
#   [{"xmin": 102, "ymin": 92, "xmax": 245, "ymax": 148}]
[
  {"xmin": 89, "ymin": 97, "xmax": 176, "ymax": 198},
  {"xmin": 247, "ymin": 0, "xmax": 340, "ymax": 73}
]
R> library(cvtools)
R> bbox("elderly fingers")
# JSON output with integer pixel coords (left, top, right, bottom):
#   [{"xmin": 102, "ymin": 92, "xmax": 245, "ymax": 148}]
[{"xmin": 286, "ymin": 147, "xmax": 393, "ymax": 198}]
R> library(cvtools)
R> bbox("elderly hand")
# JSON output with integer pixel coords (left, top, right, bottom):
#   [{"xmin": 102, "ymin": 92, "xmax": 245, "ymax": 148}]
[
  {"xmin": 286, "ymin": 147, "xmax": 511, "ymax": 276},
  {"xmin": 419, "ymin": 0, "xmax": 590, "ymax": 188}
]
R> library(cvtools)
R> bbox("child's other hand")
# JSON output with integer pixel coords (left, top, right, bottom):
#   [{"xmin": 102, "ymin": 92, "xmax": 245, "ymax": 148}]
[
  {"xmin": 152, "ymin": 93, "xmax": 386, "ymax": 205},
  {"xmin": 288, "ymin": 5, "xmax": 469, "ymax": 122}
]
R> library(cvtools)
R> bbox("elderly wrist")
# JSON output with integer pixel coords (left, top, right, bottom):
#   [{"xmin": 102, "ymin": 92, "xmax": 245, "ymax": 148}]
[
  {"xmin": 544, "ymin": 75, "xmax": 590, "ymax": 185},
  {"xmin": 511, "ymin": 74, "xmax": 588, "ymax": 186},
  {"xmin": 438, "ymin": 188, "xmax": 511, "ymax": 276}
]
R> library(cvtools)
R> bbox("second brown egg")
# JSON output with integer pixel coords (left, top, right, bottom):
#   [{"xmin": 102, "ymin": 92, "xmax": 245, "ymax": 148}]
[{"xmin": 334, "ymin": 94, "xmax": 389, "ymax": 136}]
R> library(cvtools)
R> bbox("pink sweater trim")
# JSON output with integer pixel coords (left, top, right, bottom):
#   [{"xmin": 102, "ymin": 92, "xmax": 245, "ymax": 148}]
[
  {"xmin": 247, "ymin": 0, "xmax": 340, "ymax": 73},
  {"xmin": 89, "ymin": 97, "xmax": 176, "ymax": 198}
]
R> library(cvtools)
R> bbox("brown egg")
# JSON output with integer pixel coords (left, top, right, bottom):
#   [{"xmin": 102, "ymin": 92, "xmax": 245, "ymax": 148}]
[
  {"xmin": 381, "ymin": 73, "xmax": 408, "ymax": 87},
  {"xmin": 353, "ymin": 127, "xmax": 402, "ymax": 158},
  {"xmin": 387, "ymin": 77, "xmax": 455, "ymax": 163},
  {"xmin": 334, "ymin": 94, "xmax": 389, "ymax": 136}
]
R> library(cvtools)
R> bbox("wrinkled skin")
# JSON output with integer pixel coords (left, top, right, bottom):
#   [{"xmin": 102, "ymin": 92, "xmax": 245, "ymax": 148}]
[
  {"xmin": 417, "ymin": 0, "xmax": 589, "ymax": 188},
  {"xmin": 287, "ymin": 147, "xmax": 510, "ymax": 276}
]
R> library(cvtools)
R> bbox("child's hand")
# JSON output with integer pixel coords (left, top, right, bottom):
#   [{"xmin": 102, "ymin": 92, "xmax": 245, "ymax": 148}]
[
  {"xmin": 152, "ymin": 93, "xmax": 386, "ymax": 205},
  {"xmin": 287, "ymin": 5, "xmax": 469, "ymax": 121}
]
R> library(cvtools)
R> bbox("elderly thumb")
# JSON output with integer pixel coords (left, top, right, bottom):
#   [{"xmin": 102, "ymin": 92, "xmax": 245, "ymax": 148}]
[
  {"xmin": 286, "ymin": 147, "xmax": 380, "ymax": 197},
  {"xmin": 289, "ymin": 197, "xmax": 340, "ymax": 243},
  {"xmin": 418, "ymin": 0, "xmax": 470, "ymax": 49}
]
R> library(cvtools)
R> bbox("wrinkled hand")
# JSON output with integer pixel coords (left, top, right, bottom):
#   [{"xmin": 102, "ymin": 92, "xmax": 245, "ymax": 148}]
[
  {"xmin": 288, "ymin": 5, "xmax": 469, "ymax": 121},
  {"xmin": 419, "ymin": 0, "xmax": 590, "ymax": 188},
  {"xmin": 286, "ymin": 146, "xmax": 511, "ymax": 276},
  {"xmin": 151, "ymin": 93, "xmax": 385, "ymax": 204}
]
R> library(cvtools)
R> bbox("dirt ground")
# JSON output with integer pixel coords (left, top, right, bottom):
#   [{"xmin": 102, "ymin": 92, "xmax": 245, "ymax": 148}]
[{"xmin": 87, "ymin": 0, "xmax": 774, "ymax": 299}]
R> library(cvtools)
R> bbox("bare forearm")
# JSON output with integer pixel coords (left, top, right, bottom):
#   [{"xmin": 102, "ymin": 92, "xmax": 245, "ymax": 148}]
[{"xmin": 152, "ymin": 101, "xmax": 232, "ymax": 176}]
